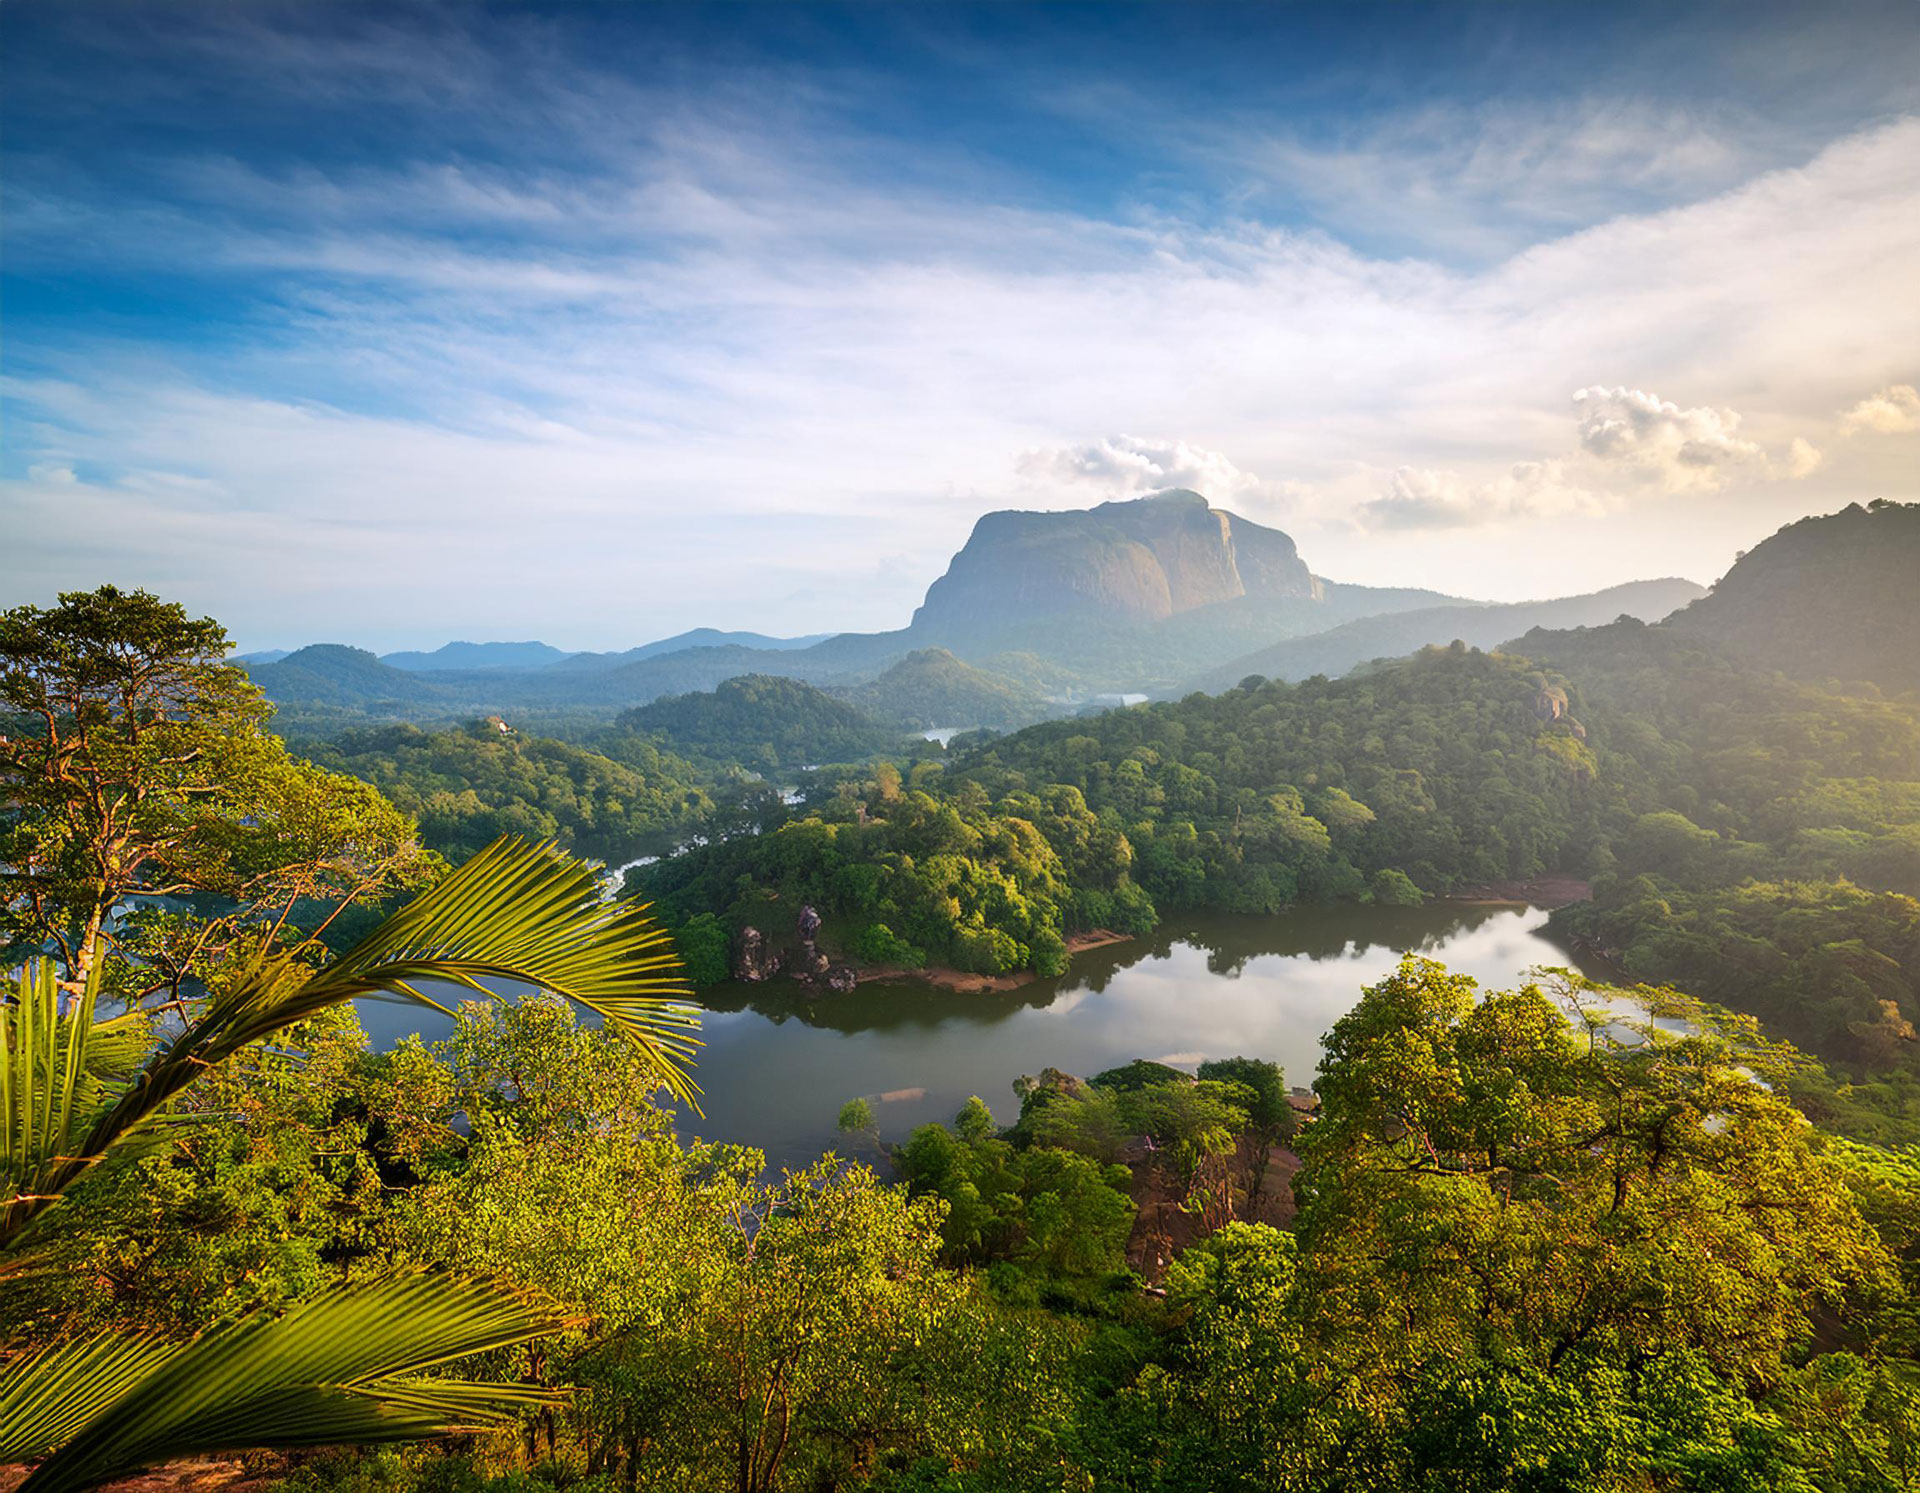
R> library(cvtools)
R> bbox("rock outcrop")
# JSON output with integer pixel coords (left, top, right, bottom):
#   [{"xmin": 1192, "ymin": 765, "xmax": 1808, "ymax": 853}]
[
  {"xmin": 733, "ymin": 926, "xmax": 782, "ymax": 982},
  {"xmin": 910, "ymin": 490, "xmax": 1319, "ymax": 639}
]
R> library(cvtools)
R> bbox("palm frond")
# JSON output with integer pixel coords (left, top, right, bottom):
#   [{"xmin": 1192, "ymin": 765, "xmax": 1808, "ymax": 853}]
[
  {"xmin": 3, "ymin": 836, "xmax": 701, "ymax": 1249},
  {"xmin": 2, "ymin": 961, "xmax": 148, "ymax": 1243},
  {"xmin": 1, "ymin": 1272, "xmax": 570, "ymax": 1493},
  {"xmin": 298, "ymin": 836, "xmax": 702, "ymax": 1099}
]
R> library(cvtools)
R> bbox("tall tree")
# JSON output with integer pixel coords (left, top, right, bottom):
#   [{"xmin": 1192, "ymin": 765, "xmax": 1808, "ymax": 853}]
[{"xmin": 0, "ymin": 587, "xmax": 429, "ymax": 998}]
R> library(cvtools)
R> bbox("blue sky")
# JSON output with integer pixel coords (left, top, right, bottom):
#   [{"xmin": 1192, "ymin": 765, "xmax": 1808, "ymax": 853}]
[{"xmin": 5, "ymin": 1, "xmax": 1918, "ymax": 650}]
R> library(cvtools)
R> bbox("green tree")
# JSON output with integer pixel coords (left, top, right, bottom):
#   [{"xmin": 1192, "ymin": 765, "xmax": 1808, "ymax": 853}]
[{"xmin": 0, "ymin": 587, "xmax": 431, "ymax": 999}]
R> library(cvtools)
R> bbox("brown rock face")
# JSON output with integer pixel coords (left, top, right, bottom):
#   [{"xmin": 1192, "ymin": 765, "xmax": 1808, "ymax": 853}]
[
  {"xmin": 733, "ymin": 926, "xmax": 782, "ymax": 982},
  {"xmin": 910, "ymin": 490, "xmax": 1318, "ymax": 637}
]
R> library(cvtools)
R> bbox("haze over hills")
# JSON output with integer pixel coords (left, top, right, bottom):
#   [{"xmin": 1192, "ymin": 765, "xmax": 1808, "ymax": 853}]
[
  {"xmin": 841, "ymin": 649, "xmax": 1055, "ymax": 731},
  {"xmin": 245, "ymin": 644, "xmax": 445, "ymax": 708},
  {"xmin": 383, "ymin": 641, "xmax": 577, "ymax": 671},
  {"xmin": 559, "ymin": 629, "xmax": 834, "ymax": 671},
  {"xmin": 1188, "ymin": 578, "xmax": 1708, "ymax": 693},
  {"xmin": 235, "ymin": 495, "xmax": 1909, "ymax": 727}
]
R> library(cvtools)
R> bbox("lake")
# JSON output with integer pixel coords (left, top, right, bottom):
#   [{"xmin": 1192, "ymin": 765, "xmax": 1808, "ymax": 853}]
[{"xmin": 357, "ymin": 899, "xmax": 1602, "ymax": 1170}]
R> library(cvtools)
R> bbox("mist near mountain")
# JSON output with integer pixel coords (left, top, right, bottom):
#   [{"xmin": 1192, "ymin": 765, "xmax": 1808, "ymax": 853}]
[{"xmin": 1189, "ymin": 578, "xmax": 1708, "ymax": 693}]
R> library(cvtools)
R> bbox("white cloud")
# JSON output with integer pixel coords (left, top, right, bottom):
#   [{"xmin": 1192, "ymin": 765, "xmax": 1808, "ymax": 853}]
[
  {"xmin": 1572, "ymin": 386, "xmax": 1766, "ymax": 490},
  {"xmin": 5, "ymin": 54, "xmax": 1919, "ymax": 638},
  {"xmin": 1014, "ymin": 435, "xmax": 1288, "ymax": 507},
  {"xmin": 1840, "ymin": 383, "xmax": 1920, "ymax": 435}
]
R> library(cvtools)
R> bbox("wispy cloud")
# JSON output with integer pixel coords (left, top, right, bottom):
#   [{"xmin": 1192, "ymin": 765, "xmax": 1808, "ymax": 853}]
[{"xmin": 3, "ymin": 8, "xmax": 1918, "ymax": 644}]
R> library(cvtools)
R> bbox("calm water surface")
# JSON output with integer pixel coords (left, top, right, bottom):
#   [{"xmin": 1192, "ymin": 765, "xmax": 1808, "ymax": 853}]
[{"xmin": 359, "ymin": 901, "xmax": 1601, "ymax": 1170}]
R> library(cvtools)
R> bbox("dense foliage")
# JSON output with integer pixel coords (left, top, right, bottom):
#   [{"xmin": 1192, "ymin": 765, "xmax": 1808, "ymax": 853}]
[
  {"xmin": 638, "ymin": 766, "xmax": 1155, "ymax": 978},
  {"xmin": 301, "ymin": 719, "xmax": 714, "ymax": 864},
  {"xmin": 639, "ymin": 646, "xmax": 1597, "ymax": 980},
  {"xmin": 613, "ymin": 675, "xmax": 910, "ymax": 775}
]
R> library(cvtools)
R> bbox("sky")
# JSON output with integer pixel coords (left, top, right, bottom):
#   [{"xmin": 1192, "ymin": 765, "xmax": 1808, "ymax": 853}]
[{"xmin": 4, "ymin": 0, "xmax": 1918, "ymax": 653}]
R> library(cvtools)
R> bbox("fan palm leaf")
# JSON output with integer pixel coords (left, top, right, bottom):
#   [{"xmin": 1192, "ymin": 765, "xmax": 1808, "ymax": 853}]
[{"xmin": 0, "ymin": 1273, "xmax": 570, "ymax": 1493}]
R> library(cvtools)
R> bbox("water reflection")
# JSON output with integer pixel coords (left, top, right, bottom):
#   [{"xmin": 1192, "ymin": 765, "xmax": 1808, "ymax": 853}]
[{"xmin": 358, "ymin": 901, "xmax": 1602, "ymax": 1171}]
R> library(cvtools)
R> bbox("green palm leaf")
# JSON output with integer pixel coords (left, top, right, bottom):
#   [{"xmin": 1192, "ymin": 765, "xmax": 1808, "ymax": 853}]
[
  {"xmin": 3, "ymin": 835, "xmax": 701, "ymax": 1250},
  {"xmin": 0, "ymin": 1273, "xmax": 569, "ymax": 1493},
  {"xmin": 2, "ymin": 961, "xmax": 149, "ymax": 1245}
]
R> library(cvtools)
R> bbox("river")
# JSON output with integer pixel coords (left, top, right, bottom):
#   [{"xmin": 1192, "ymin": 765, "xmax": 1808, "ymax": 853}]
[{"xmin": 356, "ymin": 899, "xmax": 1601, "ymax": 1170}]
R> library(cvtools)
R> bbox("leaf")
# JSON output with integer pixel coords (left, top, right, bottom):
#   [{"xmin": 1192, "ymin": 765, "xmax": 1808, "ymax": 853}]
[
  {"xmin": 2, "ymin": 960, "xmax": 148, "ymax": 1243},
  {"xmin": 4, "ymin": 836, "xmax": 703, "ymax": 1251},
  {"xmin": 0, "ymin": 1272, "xmax": 570, "ymax": 1493}
]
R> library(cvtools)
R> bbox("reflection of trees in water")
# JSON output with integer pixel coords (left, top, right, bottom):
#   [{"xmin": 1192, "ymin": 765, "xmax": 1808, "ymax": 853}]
[
  {"xmin": 1175, "ymin": 903, "xmax": 1512, "ymax": 978},
  {"xmin": 695, "ymin": 903, "xmax": 1568, "ymax": 1038},
  {"xmin": 697, "ymin": 980, "xmax": 1057, "ymax": 1037}
]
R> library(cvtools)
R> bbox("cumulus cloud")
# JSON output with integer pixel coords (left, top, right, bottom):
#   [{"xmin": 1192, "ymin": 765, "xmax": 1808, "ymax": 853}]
[
  {"xmin": 1017, "ymin": 435, "xmax": 1261, "ymax": 499},
  {"xmin": 1786, "ymin": 436, "xmax": 1825, "ymax": 477},
  {"xmin": 1572, "ymin": 386, "xmax": 1766, "ymax": 490},
  {"xmin": 1840, "ymin": 383, "xmax": 1920, "ymax": 435}
]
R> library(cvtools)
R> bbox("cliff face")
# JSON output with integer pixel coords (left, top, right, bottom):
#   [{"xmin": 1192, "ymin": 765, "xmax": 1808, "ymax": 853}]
[{"xmin": 910, "ymin": 490, "xmax": 1319, "ymax": 637}]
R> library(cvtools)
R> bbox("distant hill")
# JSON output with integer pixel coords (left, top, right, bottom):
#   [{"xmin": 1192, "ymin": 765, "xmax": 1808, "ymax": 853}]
[
  {"xmin": 562, "ymin": 629, "xmax": 835, "ymax": 671},
  {"xmin": 383, "ymin": 641, "xmax": 576, "ymax": 671},
  {"xmin": 242, "ymin": 645, "xmax": 449, "ymax": 707},
  {"xmin": 614, "ymin": 674, "xmax": 905, "ymax": 771},
  {"xmin": 1190, "ymin": 578, "xmax": 1708, "ymax": 692},
  {"xmin": 842, "ymin": 649, "xmax": 1057, "ymax": 730},
  {"xmin": 232, "ymin": 649, "xmax": 290, "ymax": 665},
  {"xmin": 1663, "ymin": 501, "xmax": 1920, "ymax": 695},
  {"xmin": 911, "ymin": 489, "xmax": 1318, "ymax": 639}
]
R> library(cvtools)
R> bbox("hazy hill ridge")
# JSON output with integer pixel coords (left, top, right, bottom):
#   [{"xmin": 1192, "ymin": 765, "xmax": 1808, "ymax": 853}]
[
  {"xmin": 842, "ymin": 648, "xmax": 1055, "ymax": 730},
  {"xmin": 1191, "ymin": 577, "xmax": 1708, "ymax": 692},
  {"xmin": 911, "ymin": 489, "xmax": 1319, "ymax": 636},
  {"xmin": 1663, "ymin": 500, "xmax": 1920, "ymax": 695},
  {"xmin": 383, "ymin": 640, "xmax": 576, "ymax": 671}
]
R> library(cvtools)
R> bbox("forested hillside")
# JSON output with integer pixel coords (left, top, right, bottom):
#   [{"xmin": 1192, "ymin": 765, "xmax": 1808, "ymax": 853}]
[
  {"xmin": 302, "ymin": 718, "xmax": 714, "ymax": 862},
  {"xmin": 1665, "ymin": 499, "xmax": 1920, "ymax": 694},
  {"xmin": 614, "ymin": 674, "xmax": 912, "ymax": 773}
]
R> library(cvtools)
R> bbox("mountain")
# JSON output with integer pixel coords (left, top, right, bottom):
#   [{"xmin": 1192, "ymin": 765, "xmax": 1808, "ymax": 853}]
[
  {"xmin": 232, "ymin": 648, "xmax": 290, "ymax": 665},
  {"xmin": 383, "ymin": 641, "xmax": 576, "ymax": 671},
  {"xmin": 614, "ymin": 674, "xmax": 904, "ymax": 771},
  {"xmin": 1191, "ymin": 578, "xmax": 1708, "ymax": 692},
  {"xmin": 562, "ymin": 629, "xmax": 835, "ymax": 670},
  {"xmin": 842, "ymin": 649, "xmax": 1056, "ymax": 730},
  {"xmin": 242, "ymin": 645, "xmax": 449, "ymax": 707},
  {"xmin": 911, "ymin": 489, "xmax": 1318, "ymax": 641},
  {"xmin": 1663, "ymin": 501, "xmax": 1920, "ymax": 695}
]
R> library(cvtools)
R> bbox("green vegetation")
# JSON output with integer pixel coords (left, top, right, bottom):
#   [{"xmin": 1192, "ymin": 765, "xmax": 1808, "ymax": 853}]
[
  {"xmin": 842, "ymin": 648, "xmax": 1055, "ymax": 730},
  {"xmin": 0, "ymin": 595, "xmax": 707, "ymax": 1482},
  {"xmin": 301, "ymin": 719, "xmax": 714, "ymax": 864},
  {"xmin": 613, "ymin": 673, "xmax": 908, "ymax": 774},
  {"xmin": 13, "ymin": 523, "xmax": 1920, "ymax": 1493},
  {"xmin": 1665, "ymin": 498, "xmax": 1920, "ymax": 694},
  {"xmin": 637, "ymin": 769, "xmax": 1155, "ymax": 979}
]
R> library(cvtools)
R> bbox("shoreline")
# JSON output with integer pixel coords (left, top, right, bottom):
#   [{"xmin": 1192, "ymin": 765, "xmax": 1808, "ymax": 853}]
[
  {"xmin": 852, "ymin": 928, "xmax": 1134, "ymax": 994},
  {"xmin": 802, "ymin": 885, "xmax": 1592, "ymax": 998}
]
